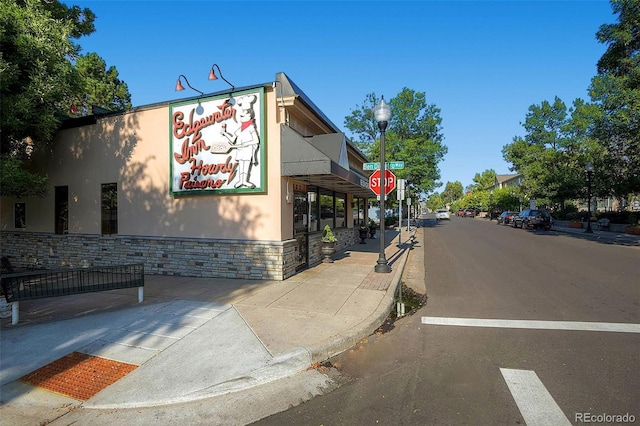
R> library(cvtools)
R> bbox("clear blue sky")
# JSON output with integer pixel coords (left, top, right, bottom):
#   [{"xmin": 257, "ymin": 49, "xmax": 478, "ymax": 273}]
[{"xmin": 66, "ymin": 0, "xmax": 613, "ymax": 192}]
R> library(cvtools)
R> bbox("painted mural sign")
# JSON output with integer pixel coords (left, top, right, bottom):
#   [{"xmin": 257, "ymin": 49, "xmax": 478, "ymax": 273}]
[{"xmin": 169, "ymin": 88, "xmax": 265, "ymax": 195}]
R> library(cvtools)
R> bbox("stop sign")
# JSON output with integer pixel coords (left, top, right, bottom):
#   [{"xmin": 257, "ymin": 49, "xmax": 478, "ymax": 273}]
[{"xmin": 369, "ymin": 169, "xmax": 396, "ymax": 196}]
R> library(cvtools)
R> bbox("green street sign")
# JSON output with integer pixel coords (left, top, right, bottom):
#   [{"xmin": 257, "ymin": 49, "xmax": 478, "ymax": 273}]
[{"xmin": 363, "ymin": 161, "xmax": 405, "ymax": 170}]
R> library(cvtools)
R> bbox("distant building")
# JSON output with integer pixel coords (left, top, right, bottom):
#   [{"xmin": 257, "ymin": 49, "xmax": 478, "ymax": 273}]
[{"xmin": 493, "ymin": 174, "xmax": 522, "ymax": 189}]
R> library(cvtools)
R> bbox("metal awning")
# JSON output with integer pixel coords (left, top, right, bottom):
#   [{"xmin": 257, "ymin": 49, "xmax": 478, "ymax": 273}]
[{"xmin": 281, "ymin": 126, "xmax": 373, "ymax": 198}]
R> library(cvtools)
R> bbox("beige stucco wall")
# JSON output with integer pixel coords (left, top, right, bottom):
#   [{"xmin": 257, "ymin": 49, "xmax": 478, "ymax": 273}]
[{"xmin": 1, "ymin": 88, "xmax": 287, "ymax": 242}]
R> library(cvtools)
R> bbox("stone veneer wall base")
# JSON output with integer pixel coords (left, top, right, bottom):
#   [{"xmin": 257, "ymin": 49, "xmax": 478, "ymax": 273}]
[{"xmin": 0, "ymin": 232, "xmax": 300, "ymax": 281}]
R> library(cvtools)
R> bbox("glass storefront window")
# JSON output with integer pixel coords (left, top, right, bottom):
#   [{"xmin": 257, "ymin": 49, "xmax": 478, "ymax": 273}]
[
  {"xmin": 308, "ymin": 190, "xmax": 318, "ymax": 232},
  {"xmin": 336, "ymin": 193, "xmax": 346, "ymax": 228},
  {"xmin": 353, "ymin": 198, "xmax": 366, "ymax": 227},
  {"xmin": 293, "ymin": 192, "xmax": 308, "ymax": 234},
  {"xmin": 319, "ymin": 192, "xmax": 334, "ymax": 230}
]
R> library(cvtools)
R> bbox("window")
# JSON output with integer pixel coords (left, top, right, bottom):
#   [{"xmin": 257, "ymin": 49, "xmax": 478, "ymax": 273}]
[
  {"xmin": 55, "ymin": 186, "xmax": 68, "ymax": 235},
  {"xmin": 101, "ymin": 183, "xmax": 118, "ymax": 236},
  {"xmin": 335, "ymin": 193, "xmax": 346, "ymax": 228},
  {"xmin": 353, "ymin": 197, "xmax": 366, "ymax": 227},
  {"xmin": 293, "ymin": 192, "xmax": 308, "ymax": 234},
  {"xmin": 14, "ymin": 202, "xmax": 25, "ymax": 229},
  {"xmin": 319, "ymin": 191, "xmax": 334, "ymax": 230},
  {"xmin": 308, "ymin": 190, "xmax": 318, "ymax": 232}
]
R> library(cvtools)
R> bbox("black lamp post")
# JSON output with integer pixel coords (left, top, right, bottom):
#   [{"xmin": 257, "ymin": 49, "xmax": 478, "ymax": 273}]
[
  {"xmin": 585, "ymin": 162, "xmax": 594, "ymax": 233},
  {"xmin": 374, "ymin": 97, "xmax": 391, "ymax": 273}
]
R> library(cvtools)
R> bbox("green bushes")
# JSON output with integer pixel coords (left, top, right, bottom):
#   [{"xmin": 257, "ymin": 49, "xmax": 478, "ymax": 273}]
[{"xmin": 564, "ymin": 210, "xmax": 637, "ymax": 224}]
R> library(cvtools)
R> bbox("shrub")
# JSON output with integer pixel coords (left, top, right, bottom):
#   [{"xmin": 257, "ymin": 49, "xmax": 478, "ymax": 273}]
[{"xmin": 322, "ymin": 225, "xmax": 337, "ymax": 243}]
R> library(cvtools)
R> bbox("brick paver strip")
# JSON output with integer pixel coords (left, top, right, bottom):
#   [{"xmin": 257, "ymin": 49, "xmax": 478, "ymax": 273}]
[
  {"xmin": 359, "ymin": 270, "xmax": 392, "ymax": 291},
  {"xmin": 20, "ymin": 352, "xmax": 138, "ymax": 401}
]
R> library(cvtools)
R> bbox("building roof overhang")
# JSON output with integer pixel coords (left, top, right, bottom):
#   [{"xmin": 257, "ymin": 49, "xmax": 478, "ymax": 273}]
[{"xmin": 281, "ymin": 125, "xmax": 372, "ymax": 198}]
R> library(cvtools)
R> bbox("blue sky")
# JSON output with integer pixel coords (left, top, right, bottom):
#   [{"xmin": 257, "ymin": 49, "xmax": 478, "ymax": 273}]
[{"xmin": 66, "ymin": 0, "xmax": 613, "ymax": 192}]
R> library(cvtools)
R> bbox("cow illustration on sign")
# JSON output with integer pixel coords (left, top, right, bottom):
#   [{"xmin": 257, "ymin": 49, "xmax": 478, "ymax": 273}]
[{"xmin": 220, "ymin": 94, "xmax": 260, "ymax": 188}]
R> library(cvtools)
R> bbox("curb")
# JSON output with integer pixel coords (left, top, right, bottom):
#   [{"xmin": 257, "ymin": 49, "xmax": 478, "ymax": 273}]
[
  {"xmin": 87, "ymin": 347, "xmax": 313, "ymax": 409},
  {"xmin": 306, "ymin": 232, "xmax": 413, "ymax": 364},
  {"xmin": 551, "ymin": 226, "xmax": 640, "ymax": 246}
]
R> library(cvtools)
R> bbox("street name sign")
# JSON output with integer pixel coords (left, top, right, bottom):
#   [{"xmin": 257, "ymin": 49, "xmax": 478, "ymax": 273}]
[{"xmin": 363, "ymin": 161, "xmax": 405, "ymax": 170}]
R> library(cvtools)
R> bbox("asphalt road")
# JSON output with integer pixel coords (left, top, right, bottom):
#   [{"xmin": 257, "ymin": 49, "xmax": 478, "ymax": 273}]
[{"xmin": 253, "ymin": 216, "xmax": 639, "ymax": 425}]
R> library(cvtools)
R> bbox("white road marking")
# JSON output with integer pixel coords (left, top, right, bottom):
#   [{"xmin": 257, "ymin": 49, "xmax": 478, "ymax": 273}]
[
  {"xmin": 500, "ymin": 368, "xmax": 571, "ymax": 426},
  {"xmin": 421, "ymin": 317, "xmax": 640, "ymax": 333}
]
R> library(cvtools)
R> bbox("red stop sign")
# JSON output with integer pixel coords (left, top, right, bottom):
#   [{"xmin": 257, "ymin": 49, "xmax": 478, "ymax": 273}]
[{"xmin": 369, "ymin": 169, "xmax": 396, "ymax": 196}]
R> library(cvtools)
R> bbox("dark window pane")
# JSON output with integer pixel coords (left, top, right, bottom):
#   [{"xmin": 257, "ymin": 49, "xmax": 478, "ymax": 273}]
[
  {"xmin": 14, "ymin": 203, "xmax": 25, "ymax": 229},
  {"xmin": 55, "ymin": 186, "xmax": 68, "ymax": 235},
  {"xmin": 101, "ymin": 183, "xmax": 118, "ymax": 236}
]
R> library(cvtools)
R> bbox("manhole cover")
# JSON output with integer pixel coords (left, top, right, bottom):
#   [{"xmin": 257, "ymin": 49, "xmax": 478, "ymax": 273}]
[{"xmin": 20, "ymin": 352, "xmax": 137, "ymax": 400}]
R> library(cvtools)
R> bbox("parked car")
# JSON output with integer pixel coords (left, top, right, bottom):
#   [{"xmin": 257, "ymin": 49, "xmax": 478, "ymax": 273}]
[
  {"xmin": 457, "ymin": 209, "xmax": 464, "ymax": 217},
  {"xmin": 435, "ymin": 209, "xmax": 450, "ymax": 220},
  {"xmin": 496, "ymin": 211, "xmax": 518, "ymax": 225},
  {"xmin": 463, "ymin": 209, "xmax": 476, "ymax": 218},
  {"xmin": 512, "ymin": 209, "xmax": 552, "ymax": 230}
]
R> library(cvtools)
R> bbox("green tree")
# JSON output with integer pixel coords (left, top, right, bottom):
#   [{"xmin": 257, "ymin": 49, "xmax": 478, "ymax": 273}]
[
  {"xmin": 1, "ymin": 1, "xmax": 131, "ymax": 198},
  {"xmin": 426, "ymin": 193, "xmax": 445, "ymax": 212},
  {"xmin": 0, "ymin": 0, "xmax": 94, "ymax": 156},
  {"xmin": 344, "ymin": 88, "xmax": 447, "ymax": 196},
  {"xmin": 468, "ymin": 169, "xmax": 496, "ymax": 192},
  {"xmin": 589, "ymin": 0, "xmax": 640, "ymax": 199},
  {"xmin": 73, "ymin": 52, "xmax": 132, "ymax": 115},
  {"xmin": 441, "ymin": 181, "xmax": 463, "ymax": 205},
  {"xmin": 502, "ymin": 97, "xmax": 601, "ymax": 208}
]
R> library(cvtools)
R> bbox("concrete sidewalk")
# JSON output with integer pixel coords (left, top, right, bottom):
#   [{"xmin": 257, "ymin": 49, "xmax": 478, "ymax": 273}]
[
  {"xmin": 551, "ymin": 222, "xmax": 640, "ymax": 246},
  {"xmin": 0, "ymin": 226, "xmax": 421, "ymax": 423}
]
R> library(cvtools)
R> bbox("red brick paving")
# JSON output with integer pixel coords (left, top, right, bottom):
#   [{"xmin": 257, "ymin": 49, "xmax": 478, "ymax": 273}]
[{"xmin": 20, "ymin": 352, "xmax": 137, "ymax": 400}]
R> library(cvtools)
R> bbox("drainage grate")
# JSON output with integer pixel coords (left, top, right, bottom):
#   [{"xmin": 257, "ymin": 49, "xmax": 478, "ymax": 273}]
[{"xmin": 20, "ymin": 352, "xmax": 138, "ymax": 401}]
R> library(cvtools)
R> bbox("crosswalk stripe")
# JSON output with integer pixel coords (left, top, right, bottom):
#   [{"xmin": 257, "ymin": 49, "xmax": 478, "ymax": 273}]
[
  {"xmin": 421, "ymin": 317, "xmax": 640, "ymax": 333},
  {"xmin": 500, "ymin": 368, "xmax": 571, "ymax": 426}
]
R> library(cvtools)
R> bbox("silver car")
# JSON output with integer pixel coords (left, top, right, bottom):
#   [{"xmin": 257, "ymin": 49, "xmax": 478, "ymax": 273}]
[{"xmin": 435, "ymin": 209, "xmax": 450, "ymax": 220}]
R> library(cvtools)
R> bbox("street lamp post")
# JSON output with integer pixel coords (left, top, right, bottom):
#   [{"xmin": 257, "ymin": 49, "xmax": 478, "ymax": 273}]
[
  {"xmin": 585, "ymin": 162, "xmax": 594, "ymax": 233},
  {"xmin": 374, "ymin": 97, "xmax": 391, "ymax": 273}
]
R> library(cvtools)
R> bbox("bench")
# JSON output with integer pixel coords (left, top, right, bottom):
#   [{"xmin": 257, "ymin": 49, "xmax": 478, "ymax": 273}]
[
  {"xmin": 597, "ymin": 218, "xmax": 610, "ymax": 231},
  {"xmin": 1, "ymin": 262, "xmax": 144, "ymax": 325}
]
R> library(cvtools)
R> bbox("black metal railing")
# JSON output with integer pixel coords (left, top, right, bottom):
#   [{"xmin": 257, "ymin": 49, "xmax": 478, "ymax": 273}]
[{"xmin": 1, "ymin": 263, "xmax": 144, "ymax": 303}]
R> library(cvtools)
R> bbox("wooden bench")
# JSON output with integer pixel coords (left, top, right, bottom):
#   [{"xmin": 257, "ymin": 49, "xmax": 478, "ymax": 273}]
[
  {"xmin": 597, "ymin": 218, "xmax": 610, "ymax": 231},
  {"xmin": 1, "ymin": 262, "xmax": 144, "ymax": 325}
]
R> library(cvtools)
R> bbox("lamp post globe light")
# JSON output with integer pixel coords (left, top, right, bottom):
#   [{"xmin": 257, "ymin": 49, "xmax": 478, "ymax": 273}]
[
  {"xmin": 373, "ymin": 97, "xmax": 392, "ymax": 273},
  {"xmin": 585, "ymin": 162, "xmax": 594, "ymax": 233}
]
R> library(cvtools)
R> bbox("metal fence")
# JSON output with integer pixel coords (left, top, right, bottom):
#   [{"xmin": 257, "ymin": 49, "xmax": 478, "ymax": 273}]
[{"xmin": 1, "ymin": 263, "xmax": 144, "ymax": 303}]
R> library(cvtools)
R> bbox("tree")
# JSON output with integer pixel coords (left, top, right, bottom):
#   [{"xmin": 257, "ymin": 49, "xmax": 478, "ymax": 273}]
[
  {"xmin": 0, "ymin": 0, "xmax": 94, "ymax": 156},
  {"xmin": 426, "ymin": 193, "xmax": 445, "ymax": 212},
  {"xmin": 0, "ymin": 1, "xmax": 131, "ymax": 198},
  {"xmin": 502, "ymin": 97, "xmax": 601, "ymax": 208},
  {"xmin": 468, "ymin": 169, "xmax": 496, "ymax": 192},
  {"xmin": 344, "ymin": 88, "xmax": 447, "ymax": 196},
  {"xmin": 441, "ymin": 181, "xmax": 463, "ymax": 205},
  {"xmin": 589, "ymin": 0, "xmax": 640, "ymax": 199},
  {"xmin": 72, "ymin": 52, "xmax": 132, "ymax": 115}
]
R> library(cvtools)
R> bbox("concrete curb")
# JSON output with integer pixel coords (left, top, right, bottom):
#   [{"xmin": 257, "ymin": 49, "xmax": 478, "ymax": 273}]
[
  {"xmin": 551, "ymin": 226, "xmax": 640, "ymax": 246},
  {"xmin": 306, "ymin": 235, "xmax": 412, "ymax": 364},
  {"xmin": 87, "ymin": 347, "xmax": 313, "ymax": 409}
]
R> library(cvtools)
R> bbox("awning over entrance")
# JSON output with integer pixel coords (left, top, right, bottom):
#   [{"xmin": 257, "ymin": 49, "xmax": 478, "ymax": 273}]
[{"xmin": 281, "ymin": 125, "xmax": 373, "ymax": 198}]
